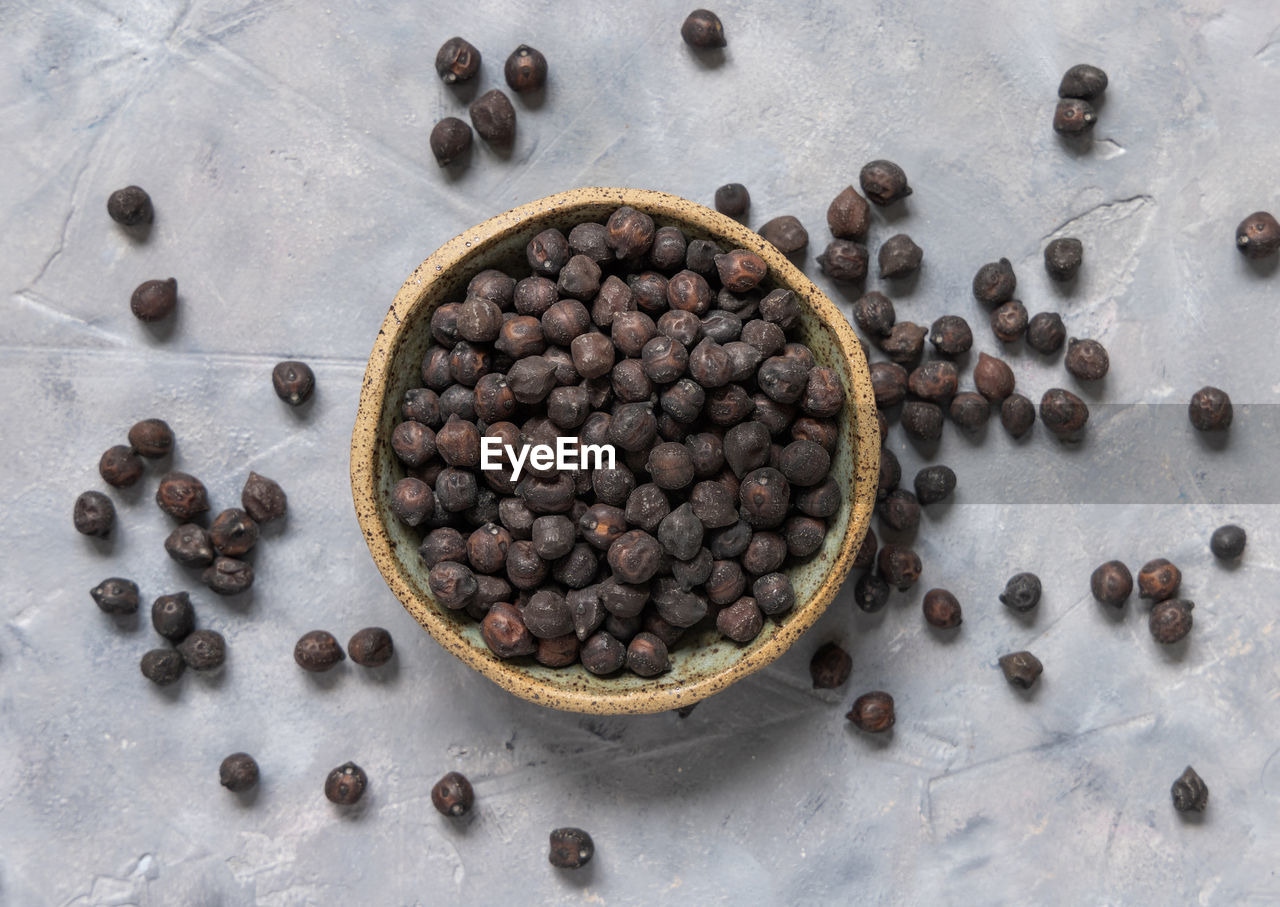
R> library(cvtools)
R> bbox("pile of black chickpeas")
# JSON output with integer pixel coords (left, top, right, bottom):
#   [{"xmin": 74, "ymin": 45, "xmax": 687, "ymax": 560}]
[{"xmin": 387, "ymin": 205, "xmax": 847, "ymax": 677}]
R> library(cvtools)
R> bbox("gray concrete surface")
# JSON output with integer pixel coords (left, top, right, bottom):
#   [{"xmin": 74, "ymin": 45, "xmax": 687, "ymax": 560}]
[{"xmin": 3, "ymin": 0, "xmax": 1280, "ymax": 903}]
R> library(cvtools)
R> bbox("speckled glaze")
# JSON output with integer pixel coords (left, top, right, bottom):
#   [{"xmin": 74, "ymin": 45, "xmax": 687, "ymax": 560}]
[{"xmin": 351, "ymin": 187, "xmax": 878, "ymax": 714}]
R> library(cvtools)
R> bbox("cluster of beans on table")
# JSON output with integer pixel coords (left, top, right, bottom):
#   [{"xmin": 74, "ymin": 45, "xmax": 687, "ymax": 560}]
[{"xmin": 388, "ymin": 205, "xmax": 847, "ymax": 677}]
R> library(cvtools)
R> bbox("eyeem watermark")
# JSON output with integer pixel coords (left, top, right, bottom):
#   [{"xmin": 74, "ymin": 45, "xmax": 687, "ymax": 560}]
[{"xmin": 480, "ymin": 437, "xmax": 616, "ymax": 481}]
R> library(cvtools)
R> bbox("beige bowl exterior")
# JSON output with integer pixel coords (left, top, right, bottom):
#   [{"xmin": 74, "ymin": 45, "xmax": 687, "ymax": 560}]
[{"xmin": 351, "ymin": 187, "xmax": 878, "ymax": 714}]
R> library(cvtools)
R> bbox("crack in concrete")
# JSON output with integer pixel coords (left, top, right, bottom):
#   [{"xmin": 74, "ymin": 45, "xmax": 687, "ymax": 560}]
[
  {"xmin": 163, "ymin": 0, "xmax": 195, "ymax": 48},
  {"xmin": 10, "ymin": 291, "xmax": 130, "ymax": 347},
  {"xmin": 177, "ymin": 41, "xmax": 473, "ymax": 223},
  {"xmin": 926, "ymin": 712, "xmax": 1157, "ymax": 789},
  {"xmin": 1039, "ymin": 194, "xmax": 1155, "ymax": 244},
  {"xmin": 1026, "ymin": 592, "xmax": 1091, "ymax": 646},
  {"xmin": 25, "ymin": 156, "xmax": 90, "ymax": 292},
  {"xmin": 1092, "ymin": 137, "xmax": 1126, "ymax": 159},
  {"xmin": 5, "ymin": 621, "xmax": 38, "ymax": 656},
  {"xmin": 919, "ymin": 777, "xmax": 934, "ymax": 837},
  {"xmin": 1255, "ymin": 25, "xmax": 1280, "ymax": 59},
  {"xmin": 501, "ymin": 17, "xmax": 668, "ymax": 196},
  {"xmin": 197, "ymin": 0, "xmax": 292, "ymax": 43},
  {"xmin": 479, "ymin": 708, "xmax": 828, "ymax": 796}
]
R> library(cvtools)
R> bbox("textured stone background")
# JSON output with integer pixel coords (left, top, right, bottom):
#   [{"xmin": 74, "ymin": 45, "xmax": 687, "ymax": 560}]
[{"xmin": 3, "ymin": 0, "xmax": 1280, "ymax": 903}]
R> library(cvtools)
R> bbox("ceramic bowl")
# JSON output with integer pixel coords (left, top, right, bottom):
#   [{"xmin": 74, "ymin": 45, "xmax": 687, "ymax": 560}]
[{"xmin": 351, "ymin": 187, "xmax": 878, "ymax": 714}]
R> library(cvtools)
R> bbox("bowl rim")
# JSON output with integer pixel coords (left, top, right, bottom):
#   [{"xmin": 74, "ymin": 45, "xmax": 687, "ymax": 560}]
[{"xmin": 351, "ymin": 186, "xmax": 879, "ymax": 714}]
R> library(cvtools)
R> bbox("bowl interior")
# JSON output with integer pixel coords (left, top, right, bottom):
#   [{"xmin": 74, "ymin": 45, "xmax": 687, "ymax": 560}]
[{"xmin": 352, "ymin": 188, "xmax": 878, "ymax": 714}]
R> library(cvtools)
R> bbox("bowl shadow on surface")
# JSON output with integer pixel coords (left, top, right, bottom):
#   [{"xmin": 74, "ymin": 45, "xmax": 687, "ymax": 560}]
[
  {"xmin": 460, "ymin": 657, "xmax": 834, "ymax": 802},
  {"xmin": 494, "ymin": 575, "xmax": 872, "ymax": 764},
  {"xmin": 420, "ymin": 573, "xmax": 883, "ymax": 803}
]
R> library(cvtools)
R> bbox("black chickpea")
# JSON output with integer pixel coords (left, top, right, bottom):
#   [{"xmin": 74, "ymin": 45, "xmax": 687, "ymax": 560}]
[
  {"xmin": 504, "ymin": 45, "xmax": 547, "ymax": 93},
  {"xmin": 681, "ymin": 9, "xmax": 726, "ymax": 47},
  {"xmin": 1064, "ymin": 338, "xmax": 1109, "ymax": 381},
  {"xmin": 74, "ymin": 491, "xmax": 115, "ymax": 538},
  {"xmin": 1026, "ymin": 312, "xmax": 1066, "ymax": 354},
  {"xmin": 714, "ymin": 183, "xmax": 749, "ymax": 217},
  {"xmin": 860, "ymin": 160, "xmax": 912, "ymax": 206},
  {"xmin": 973, "ymin": 258, "xmax": 1016, "ymax": 305},
  {"xmin": 760, "ymin": 216, "xmax": 809, "ymax": 254},
  {"xmin": 431, "ymin": 771, "xmax": 475, "ymax": 817},
  {"xmin": 385, "ymin": 208, "xmax": 847, "ymax": 671},
  {"xmin": 107, "ymin": 185, "xmax": 153, "ymax": 226}
]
